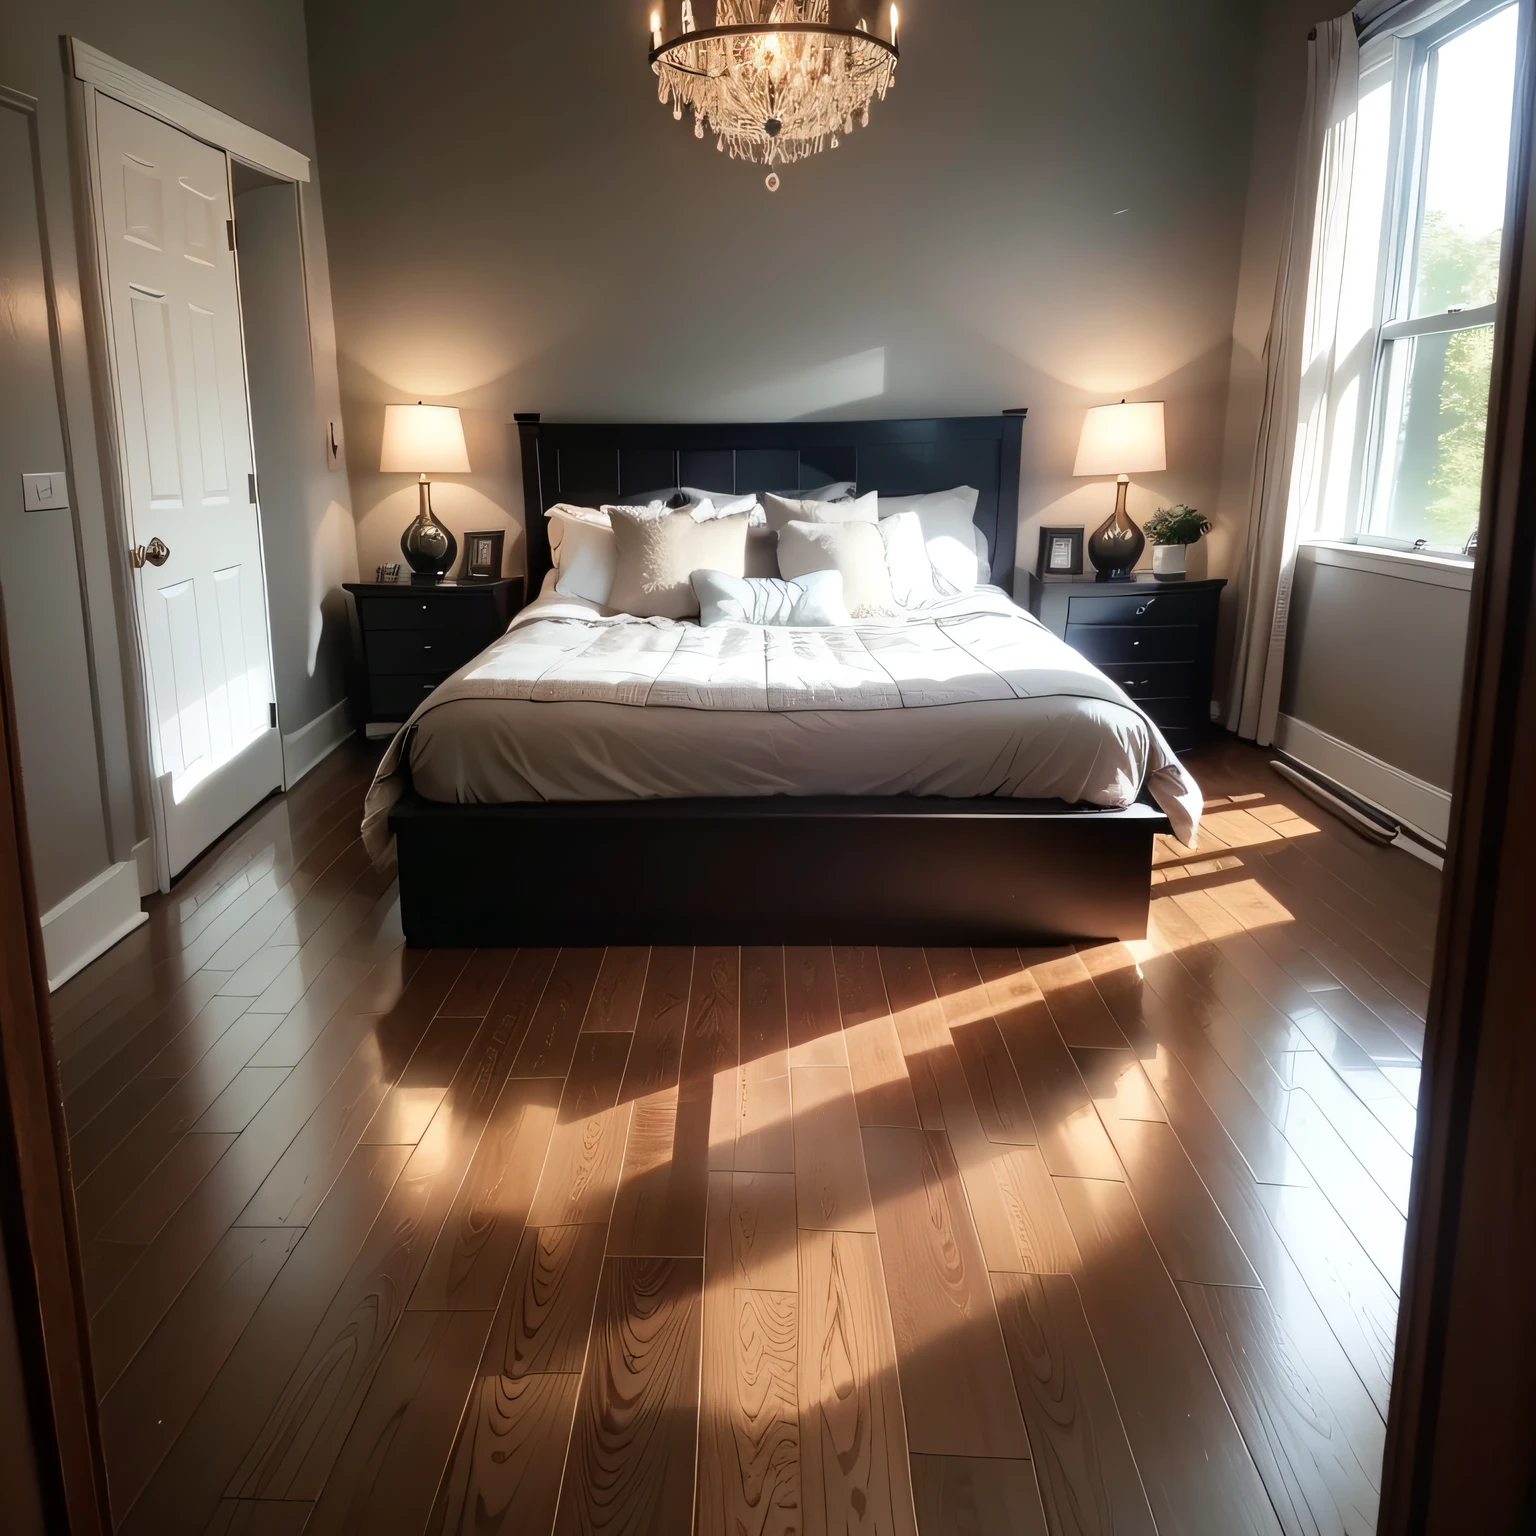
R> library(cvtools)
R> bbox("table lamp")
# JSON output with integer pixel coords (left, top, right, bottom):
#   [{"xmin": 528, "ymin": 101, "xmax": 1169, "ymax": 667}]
[
  {"xmin": 380, "ymin": 402, "xmax": 470, "ymax": 581},
  {"xmin": 1073, "ymin": 400, "xmax": 1166, "ymax": 581}
]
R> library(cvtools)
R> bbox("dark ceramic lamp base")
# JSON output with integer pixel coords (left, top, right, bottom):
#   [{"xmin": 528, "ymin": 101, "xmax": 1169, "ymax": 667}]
[
  {"xmin": 1088, "ymin": 476, "xmax": 1145, "ymax": 582},
  {"xmin": 401, "ymin": 476, "xmax": 458, "ymax": 581}
]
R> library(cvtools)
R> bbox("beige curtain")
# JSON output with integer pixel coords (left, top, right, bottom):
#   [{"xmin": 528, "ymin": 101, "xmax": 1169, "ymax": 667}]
[{"xmin": 1227, "ymin": 16, "xmax": 1361, "ymax": 743}]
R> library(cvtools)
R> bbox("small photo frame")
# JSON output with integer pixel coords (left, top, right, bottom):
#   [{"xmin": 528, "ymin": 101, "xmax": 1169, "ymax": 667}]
[
  {"xmin": 1037, "ymin": 525, "xmax": 1084, "ymax": 579},
  {"xmin": 463, "ymin": 530, "xmax": 505, "ymax": 580}
]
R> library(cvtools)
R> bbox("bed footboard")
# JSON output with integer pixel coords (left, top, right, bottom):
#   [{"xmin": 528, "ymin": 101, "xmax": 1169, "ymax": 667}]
[{"xmin": 388, "ymin": 793, "xmax": 1167, "ymax": 947}]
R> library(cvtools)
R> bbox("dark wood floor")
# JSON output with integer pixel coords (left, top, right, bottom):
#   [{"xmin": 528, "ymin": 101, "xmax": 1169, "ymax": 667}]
[{"xmin": 48, "ymin": 735, "xmax": 1435, "ymax": 1534}]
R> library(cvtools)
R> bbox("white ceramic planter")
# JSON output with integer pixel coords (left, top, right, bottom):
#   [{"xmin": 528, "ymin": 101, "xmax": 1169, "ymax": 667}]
[{"xmin": 1152, "ymin": 544, "xmax": 1188, "ymax": 577}]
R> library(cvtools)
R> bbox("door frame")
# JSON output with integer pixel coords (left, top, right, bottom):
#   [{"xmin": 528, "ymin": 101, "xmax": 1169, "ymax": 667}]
[{"xmin": 67, "ymin": 40, "xmax": 309, "ymax": 890}]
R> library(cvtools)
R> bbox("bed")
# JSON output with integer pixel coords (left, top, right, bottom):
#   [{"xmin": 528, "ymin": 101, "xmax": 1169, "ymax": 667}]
[{"xmin": 365, "ymin": 413, "xmax": 1201, "ymax": 946}]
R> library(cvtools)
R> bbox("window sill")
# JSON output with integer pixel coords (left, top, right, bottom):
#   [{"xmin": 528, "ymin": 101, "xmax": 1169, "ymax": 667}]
[{"xmin": 1297, "ymin": 537, "xmax": 1474, "ymax": 592}]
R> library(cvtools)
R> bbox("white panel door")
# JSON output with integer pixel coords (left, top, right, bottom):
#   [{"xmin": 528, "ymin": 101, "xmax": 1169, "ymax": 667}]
[{"xmin": 95, "ymin": 95, "xmax": 281, "ymax": 879}]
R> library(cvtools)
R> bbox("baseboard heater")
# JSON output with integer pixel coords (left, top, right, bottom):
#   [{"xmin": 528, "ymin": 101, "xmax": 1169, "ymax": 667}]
[{"xmin": 1269, "ymin": 756, "xmax": 1400, "ymax": 846}]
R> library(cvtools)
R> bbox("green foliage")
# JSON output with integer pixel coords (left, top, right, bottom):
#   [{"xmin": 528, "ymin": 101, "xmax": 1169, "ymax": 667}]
[
  {"xmin": 1143, "ymin": 504, "xmax": 1210, "ymax": 546},
  {"xmin": 1415, "ymin": 209, "xmax": 1500, "ymax": 314},
  {"xmin": 1424, "ymin": 324, "xmax": 1493, "ymax": 545}
]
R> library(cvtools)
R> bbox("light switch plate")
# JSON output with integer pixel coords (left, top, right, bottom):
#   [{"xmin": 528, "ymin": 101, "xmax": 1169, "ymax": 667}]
[{"xmin": 22, "ymin": 472, "xmax": 69, "ymax": 512}]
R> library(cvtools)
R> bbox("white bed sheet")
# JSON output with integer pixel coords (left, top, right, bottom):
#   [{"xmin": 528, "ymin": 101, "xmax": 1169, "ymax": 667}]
[{"xmin": 362, "ymin": 583, "xmax": 1202, "ymax": 863}]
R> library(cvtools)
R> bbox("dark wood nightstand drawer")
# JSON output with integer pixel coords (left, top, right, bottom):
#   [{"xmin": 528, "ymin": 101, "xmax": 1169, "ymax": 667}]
[
  {"xmin": 1140, "ymin": 696, "xmax": 1202, "ymax": 732},
  {"xmin": 366, "ymin": 629, "xmax": 483, "ymax": 675},
  {"xmin": 1158, "ymin": 725, "xmax": 1203, "ymax": 754},
  {"xmin": 1098, "ymin": 662, "xmax": 1197, "ymax": 701},
  {"xmin": 355, "ymin": 595, "xmax": 489, "ymax": 633},
  {"xmin": 1066, "ymin": 588, "xmax": 1213, "ymax": 628},
  {"xmin": 370, "ymin": 673, "xmax": 448, "ymax": 716},
  {"xmin": 1066, "ymin": 623, "xmax": 1199, "ymax": 665}
]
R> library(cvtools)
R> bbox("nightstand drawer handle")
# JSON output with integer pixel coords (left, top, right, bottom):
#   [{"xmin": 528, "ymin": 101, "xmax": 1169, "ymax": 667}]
[
  {"xmin": 1136, "ymin": 599, "xmax": 1156, "ymax": 616},
  {"xmin": 423, "ymin": 643, "xmax": 432, "ymax": 651}
]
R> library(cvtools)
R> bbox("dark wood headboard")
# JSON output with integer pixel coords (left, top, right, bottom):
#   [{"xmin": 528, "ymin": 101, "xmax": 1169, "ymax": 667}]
[{"xmin": 514, "ymin": 413, "xmax": 1027, "ymax": 600}]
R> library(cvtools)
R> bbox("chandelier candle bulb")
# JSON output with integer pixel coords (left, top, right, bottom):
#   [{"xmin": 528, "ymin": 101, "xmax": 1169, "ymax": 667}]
[
  {"xmin": 651, "ymin": 9, "xmax": 662, "ymax": 48},
  {"xmin": 891, "ymin": 4, "xmax": 898, "ymax": 43}
]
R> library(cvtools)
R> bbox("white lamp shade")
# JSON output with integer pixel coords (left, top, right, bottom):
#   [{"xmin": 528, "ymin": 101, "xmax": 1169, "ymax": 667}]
[
  {"xmin": 379, "ymin": 404, "xmax": 471, "ymax": 474},
  {"xmin": 1073, "ymin": 401, "xmax": 1167, "ymax": 478}
]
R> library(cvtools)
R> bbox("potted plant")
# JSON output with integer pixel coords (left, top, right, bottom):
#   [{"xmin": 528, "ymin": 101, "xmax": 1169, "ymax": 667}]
[{"xmin": 1143, "ymin": 504, "xmax": 1211, "ymax": 578}]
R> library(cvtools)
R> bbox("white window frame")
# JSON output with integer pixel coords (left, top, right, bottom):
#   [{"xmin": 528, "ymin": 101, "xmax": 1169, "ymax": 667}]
[{"xmin": 1352, "ymin": 0, "xmax": 1518, "ymax": 553}]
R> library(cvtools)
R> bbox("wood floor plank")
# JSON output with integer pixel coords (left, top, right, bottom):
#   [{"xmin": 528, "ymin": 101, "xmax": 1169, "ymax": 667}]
[
  {"xmin": 554, "ymin": 1257, "xmax": 704, "ymax": 1536},
  {"xmin": 192, "ymin": 1066, "xmax": 292, "ymax": 1134},
  {"xmin": 511, "ymin": 947, "xmax": 606, "ymax": 1077},
  {"xmin": 98, "ymin": 1131, "xmax": 237, "ymax": 1247},
  {"xmin": 305, "ymin": 1308, "xmax": 494, "ymax": 1536},
  {"xmin": 117, "ymin": 1143, "xmax": 408, "ymax": 1536},
  {"xmin": 361, "ymin": 1014, "xmax": 482, "ymax": 1144},
  {"xmin": 798, "ymin": 1228, "xmax": 918, "ymax": 1536},
  {"xmin": 785, "ymin": 945, "xmax": 848, "ymax": 1067},
  {"xmin": 1070, "ymin": 1046, "xmax": 1168, "ymax": 1123},
  {"xmin": 875, "ymin": 947, "xmax": 952, "ymax": 1130},
  {"xmin": 983, "ymin": 1144, "xmax": 1083, "ymax": 1275},
  {"xmin": 427, "ymin": 1224, "xmax": 605, "ymax": 1534},
  {"xmin": 790, "ymin": 1066, "xmax": 875, "ymax": 1233},
  {"xmin": 616, "ymin": 946, "xmax": 694, "ymax": 1100},
  {"xmin": 581, "ymin": 946, "xmax": 650, "ymax": 1032},
  {"xmin": 100, "ymin": 1225, "xmax": 303, "ymax": 1514},
  {"xmin": 1179, "ymin": 1281, "xmax": 1380, "ymax": 1536},
  {"xmin": 409, "ymin": 1077, "xmax": 562, "ymax": 1311},
  {"xmin": 991, "ymin": 1270, "xmax": 1157, "ymax": 1536},
  {"xmin": 706, "ymin": 1170, "xmax": 799, "ymax": 1293},
  {"xmin": 861, "ymin": 1125, "xmax": 1030, "ymax": 1459},
  {"xmin": 526, "ymin": 1031, "xmax": 634, "ymax": 1228},
  {"xmin": 1031, "ymin": 949, "xmax": 1128, "ymax": 1049},
  {"xmin": 970, "ymin": 950, "xmax": 1122, "ymax": 1181},
  {"xmin": 1100, "ymin": 1117, "xmax": 1260, "ymax": 1287},
  {"xmin": 204, "ymin": 1499, "xmax": 313, "ymax": 1533},
  {"xmin": 835, "ymin": 944, "xmax": 922, "ymax": 1130},
  {"xmin": 697, "ymin": 1285, "xmax": 801, "ymax": 1536},
  {"xmin": 736, "ymin": 947, "xmax": 793, "ymax": 1172},
  {"xmin": 439, "ymin": 948, "xmax": 517, "ymax": 1018},
  {"xmin": 909, "ymin": 1454, "xmax": 1048, "ymax": 1536},
  {"xmin": 226, "ymin": 1032, "xmax": 512, "ymax": 1503},
  {"xmin": 243, "ymin": 947, "xmax": 417, "ymax": 1069},
  {"xmin": 429, "ymin": 1371, "xmax": 580, "ymax": 1536},
  {"xmin": 1055, "ymin": 1175, "xmax": 1284, "ymax": 1536}
]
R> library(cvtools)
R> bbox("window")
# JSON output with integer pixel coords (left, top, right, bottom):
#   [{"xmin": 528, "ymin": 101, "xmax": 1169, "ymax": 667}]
[{"xmin": 1316, "ymin": 0, "xmax": 1519, "ymax": 554}]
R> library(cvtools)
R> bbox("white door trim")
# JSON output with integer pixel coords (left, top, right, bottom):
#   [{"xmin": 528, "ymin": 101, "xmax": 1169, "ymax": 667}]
[{"xmin": 69, "ymin": 40, "xmax": 310, "ymax": 183}]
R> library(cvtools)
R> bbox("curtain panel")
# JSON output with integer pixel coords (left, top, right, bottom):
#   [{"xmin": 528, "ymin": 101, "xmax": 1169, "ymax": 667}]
[{"xmin": 1226, "ymin": 15, "xmax": 1361, "ymax": 743}]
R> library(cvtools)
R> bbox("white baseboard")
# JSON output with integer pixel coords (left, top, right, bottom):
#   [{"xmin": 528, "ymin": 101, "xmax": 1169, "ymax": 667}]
[
  {"xmin": 282, "ymin": 699, "xmax": 351, "ymax": 787},
  {"xmin": 40, "ymin": 861, "xmax": 147, "ymax": 991},
  {"xmin": 1274, "ymin": 714, "xmax": 1451, "ymax": 846},
  {"xmin": 132, "ymin": 837, "xmax": 155, "ymax": 897}
]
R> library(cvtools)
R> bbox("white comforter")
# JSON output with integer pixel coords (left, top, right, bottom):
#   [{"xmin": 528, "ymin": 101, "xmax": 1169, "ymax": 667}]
[{"xmin": 362, "ymin": 585, "xmax": 1201, "ymax": 862}]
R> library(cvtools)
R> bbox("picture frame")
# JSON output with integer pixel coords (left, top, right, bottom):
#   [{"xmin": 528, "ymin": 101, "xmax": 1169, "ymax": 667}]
[
  {"xmin": 1037, "ymin": 525, "xmax": 1084, "ymax": 579},
  {"xmin": 463, "ymin": 530, "xmax": 505, "ymax": 580}
]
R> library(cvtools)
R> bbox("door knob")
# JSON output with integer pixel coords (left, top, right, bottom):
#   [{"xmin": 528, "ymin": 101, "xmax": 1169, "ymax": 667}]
[{"xmin": 130, "ymin": 537, "xmax": 171, "ymax": 569}]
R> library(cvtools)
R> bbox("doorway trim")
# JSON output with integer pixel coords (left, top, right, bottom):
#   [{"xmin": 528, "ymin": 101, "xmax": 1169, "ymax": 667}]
[{"xmin": 69, "ymin": 40, "xmax": 309, "ymax": 184}]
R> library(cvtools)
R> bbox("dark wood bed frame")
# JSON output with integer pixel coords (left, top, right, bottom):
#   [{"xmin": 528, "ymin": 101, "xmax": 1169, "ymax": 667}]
[{"xmin": 389, "ymin": 412, "xmax": 1171, "ymax": 946}]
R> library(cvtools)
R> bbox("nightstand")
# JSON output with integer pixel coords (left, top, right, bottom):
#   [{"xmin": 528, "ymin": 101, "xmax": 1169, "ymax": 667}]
[
  {"xmin": 1021, "ymin": 572, "xmax": 1226, "ymax": 753},
  {"xmin": 344, "ymin": 576, "xmax": 523, "ymax": 726}
]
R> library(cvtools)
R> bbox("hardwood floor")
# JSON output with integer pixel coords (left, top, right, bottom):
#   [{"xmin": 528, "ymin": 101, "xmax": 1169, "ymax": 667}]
[{"xmin": 51, "ymin": 735, "xmax": 1435, "ymax": 1533}]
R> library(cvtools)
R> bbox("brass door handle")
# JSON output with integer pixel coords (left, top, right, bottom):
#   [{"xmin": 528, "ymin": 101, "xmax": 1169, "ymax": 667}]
[{"xmin": 130, "ymin": 537, "xmax": 170, "ymax": 569}]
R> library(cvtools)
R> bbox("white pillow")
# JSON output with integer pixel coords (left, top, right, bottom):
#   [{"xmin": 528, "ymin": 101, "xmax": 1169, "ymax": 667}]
[
  {"xmin": 764, "ymin": 489, "xmax": 878, "ymax": 536},
  {"xmin": 879, "ymin": 511, "xmax": 943, "ymax": 609},
  {"xmin": 692, "ymin": 568, "xmax": 852, "ymax": 627},
  {"xmin": 776, "ymin": 519, "xmax": 898, "ymax": 618},
  {"xmin": 972, "ymin": 524, "xmax": 992, "ymax": 583},
  {"xmin": 553, "ymin": 514, "xmax": 618, "ymax": 604},
  {"xmin": 682, "ymin": 489, "xmax": 764, "ymax": 523},
  {"xmin": 877, "ymin": 487, "xmax": 983, "ymax": 594}
]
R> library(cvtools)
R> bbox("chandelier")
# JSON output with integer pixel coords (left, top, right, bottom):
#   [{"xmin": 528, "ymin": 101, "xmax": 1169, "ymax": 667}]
[{"xmin": 648, "ymin": 1, "xmax": 900, "ymax": 190}]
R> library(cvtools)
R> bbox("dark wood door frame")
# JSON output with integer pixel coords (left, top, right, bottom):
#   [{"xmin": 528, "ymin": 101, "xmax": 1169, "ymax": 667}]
[
  {"xmin": 0, "ymin": 584, "xmax": 111, "ymax": 1533},
  {"xmin": 1378, "ymin": 4, "xmax": 1536, "ymax": 1529}
]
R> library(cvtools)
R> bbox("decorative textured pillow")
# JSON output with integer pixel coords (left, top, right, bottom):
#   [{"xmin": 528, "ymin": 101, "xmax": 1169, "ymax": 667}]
[
  {"xmin": 692, "ymin": 568, "xmax": 852, "ymax": 627},
  {"xmin": 878, "ymin": 487, "xmax": 983, "ymax": 594},
  {"xmin": 551, "ymin": 513, "xmax": 618, "ymax": 604},
  {"xmin": 775, "ymin": 519, "xmax": 898, "ymax": 618},
  {"xmin": 763, "ymin": 489, "xmax": 878, "ymax": 536},
  {"xmin": 879, "ymin": 511, "xmax": 943, "ymax": 609},
  {"xmin": 608, "ymin": 508, "xmax": 751, "ymax": 619}
]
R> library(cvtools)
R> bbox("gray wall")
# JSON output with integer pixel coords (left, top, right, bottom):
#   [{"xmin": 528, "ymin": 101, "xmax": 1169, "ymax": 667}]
[
  {"xmin": 0, "ymin": 0, "xmax": 355, "ymax": 911},
  {"xmin": 235, "ymin": 179, "xmax": 356, "ymax": 743},
  {"xmin": 1280, "ymin": 552, "xmax": 1469, "ymax": 790},
  {"xmin": 305, "ymin": 0, "xmax": 1265, "ymax": 597},
  {"xmin": 0, "ymin": 98, "xmax": 113, "ymax": 913}
]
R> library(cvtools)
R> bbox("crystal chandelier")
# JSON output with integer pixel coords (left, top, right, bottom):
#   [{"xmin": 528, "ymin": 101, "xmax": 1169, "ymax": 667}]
[{"xmin": 648, "ymin": 1, "xmax": 900, "ymax": 190}]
